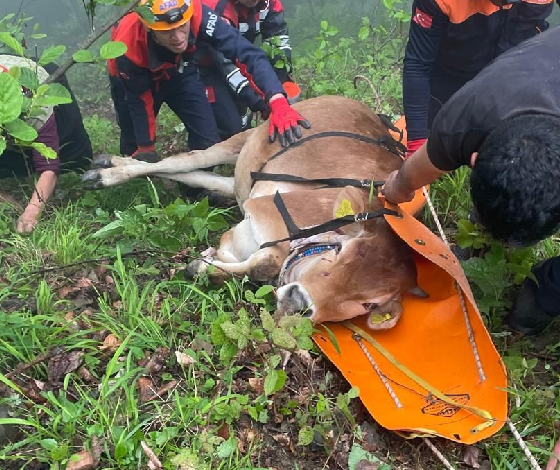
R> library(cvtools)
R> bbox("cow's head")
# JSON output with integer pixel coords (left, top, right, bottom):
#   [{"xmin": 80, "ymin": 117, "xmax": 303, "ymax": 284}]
[{"xmin": 275, "ymin": 187, "xmax": 426, "ymax": 329}]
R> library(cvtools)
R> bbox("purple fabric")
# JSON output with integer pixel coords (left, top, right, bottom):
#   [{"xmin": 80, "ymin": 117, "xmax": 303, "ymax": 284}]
[{"xmin": 32, "ymin": 114, "xmax": 60, "ymax": 175}]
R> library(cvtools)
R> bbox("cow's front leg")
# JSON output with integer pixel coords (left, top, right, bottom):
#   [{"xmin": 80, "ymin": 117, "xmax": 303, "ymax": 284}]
[
  {"xmin": 82, "ymin": 129, "xmax": 254, "ymax": 188},
  {"xmin": 187, "ymin": 246, "xmax": 287, "ymax": 283}
]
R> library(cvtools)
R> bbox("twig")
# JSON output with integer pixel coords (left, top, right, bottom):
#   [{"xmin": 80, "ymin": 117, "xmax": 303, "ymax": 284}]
[
  {"xmin": 5, "ymin": 346, "xmax": 64, "ymax": 380},
  {"xmin": 45, "ymin": 0, "xmax": 142, "ymax": 84}
]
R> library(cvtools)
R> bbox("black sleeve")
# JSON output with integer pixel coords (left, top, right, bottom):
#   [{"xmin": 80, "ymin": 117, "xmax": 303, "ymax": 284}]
[
  {"xmin": 403, "ymin": 0, "xmax": 449, "ymax": 142},
  {"xmin": 198, "ymin": 4, "xmax": 284, "ymax": 101},
  {"xmin": 427, "ymin": 90, "xmax": 489, "ymax": 171},
  {"xmin": 261, "ymin": 0, "xmax": 293, "ymax": 75}
]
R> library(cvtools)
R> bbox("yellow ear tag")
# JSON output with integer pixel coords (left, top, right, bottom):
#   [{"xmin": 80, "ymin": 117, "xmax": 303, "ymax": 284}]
[{"xmin": 335, "ymin": 198, "xmax": 355, "ymax": 218}]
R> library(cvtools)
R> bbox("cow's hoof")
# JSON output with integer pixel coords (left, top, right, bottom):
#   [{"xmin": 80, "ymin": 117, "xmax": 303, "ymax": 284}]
[
  {"xmin": 186, "ymin": 259, "xmax": 209, "ymax": 278},
  {"xmin": 81, "ymin": 169, "xmax": 104, "ymax": 189},
  {"xmin": 91, "ymin": 154, "xmax": 115, "ymax": 169}
]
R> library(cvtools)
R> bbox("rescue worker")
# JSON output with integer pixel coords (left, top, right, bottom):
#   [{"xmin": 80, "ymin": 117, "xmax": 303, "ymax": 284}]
[
  {"xmin": 0, "ymin": 55, "xmax": 92, "ymax": 233},
  {"xmin": 108, "ymin": 0, "xmax": 309, "ymax": 163},
  {"xmin": 384, "ymin": 26, "xmax": 560, "ymax": 335},
  {"xmin": 195, "ymin": 0, "xmax": 297, "ymax": 139},
  {"xmin": 403, "ymin": 0, "xmax": 557, "ymax": 157}
]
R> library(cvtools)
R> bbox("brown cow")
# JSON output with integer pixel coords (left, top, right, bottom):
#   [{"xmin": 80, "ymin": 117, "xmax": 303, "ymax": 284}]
[{"xmin": 83, "ymin": 96, "xmax": 427, "ymax": 329}]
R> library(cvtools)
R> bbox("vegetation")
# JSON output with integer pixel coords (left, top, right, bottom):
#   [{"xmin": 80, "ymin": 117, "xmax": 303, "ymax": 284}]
[{"xmin": 0, "ymin": 1, "xmax": 559, "ymax": 469}]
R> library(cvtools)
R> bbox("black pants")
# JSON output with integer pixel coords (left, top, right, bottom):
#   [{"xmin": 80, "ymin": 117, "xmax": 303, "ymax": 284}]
[
  {"xmin": 534, "ymin": 256, "xmax": 560, "ymax": 315},
  {"xmin": 111, "ymin": 64, "xmax": 221, "ymax": 154},
  {"xmin": 198, "ymin": 67, "xmax": 248, "ymax": 141}
]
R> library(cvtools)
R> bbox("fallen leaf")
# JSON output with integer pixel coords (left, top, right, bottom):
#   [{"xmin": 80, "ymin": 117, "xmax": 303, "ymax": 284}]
[
  {"xmin": 462, "ymin": 445, "xmax": 481, "ymax": 468},
  {"xmin": 175, "ymin": 351, "xmax": 196, "ymax": 366},
  {"xmin": 141, "ymin": 441, "xmax": 162, "ymax": 469},
  {"xmin": 217, "ymin": 423, "xmax": 230, "ymax": 440},
  {"xmin": 356, "ymin": 461, "xmax": 380, "ymax": 470},
  {"xmin": 48, "ymin": 351, "xmax": 84, "ymax": 383},
  {"xmin": 76, "ymin": 277, "xmax": 94, "ymax": 289},
  {"xmin": 140, "ymin": 348, "xmax": 170, "ymax": 374},
  {"xmin": 99, "ymin": 334, "xmax": 121, "ymax": 354},
  {"xmin": 138, "ymin": 377, "xmax": 156, "ymax": 403},
  {"xmin": 65, "ymin": 450, "xmax": 97, "ymax": 470},
  {"xmin": 105, "ymin": 275, "xmax": 115, "ymax": 285},
  {"xmin": 59, "ymin": 286, "xmax": 79, "ymax": 299},
  {"xmin": 78, "ymin": 367, "xmax": 96, "ymax": 383},
  {"xmin": 248, "ymin": 377, "xmax": 264, "ymax": 394}
]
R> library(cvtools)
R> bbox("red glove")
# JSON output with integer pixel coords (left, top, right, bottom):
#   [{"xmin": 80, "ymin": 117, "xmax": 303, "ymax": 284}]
[
  {"xmin": 132, "ymin": 144, "xmax": 160, "ymax": 163},
  {"xmin": 405, "ymin": 138, "xmax": 426, "ymax": 159},
  {"xmin": 268, "ymin": 96, "xmax": 311, "ymax": 147}
]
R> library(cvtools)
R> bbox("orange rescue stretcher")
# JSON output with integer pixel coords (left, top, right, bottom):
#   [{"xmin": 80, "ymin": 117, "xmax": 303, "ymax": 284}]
[{"xmin": 312, "ymin": 117, "xmax": 508, "ymax": 444}]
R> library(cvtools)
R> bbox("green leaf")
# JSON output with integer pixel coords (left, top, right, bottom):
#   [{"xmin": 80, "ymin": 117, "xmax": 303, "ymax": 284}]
[
  {"xmin": 358, "ymin": 26, "xmax": 370, "ymax": 41},
  {"xmin": 30, "ymin": 33, "xmax": 47, "ymax": 40},
  {"xmin": 34, "ymin": 83, "xmax": 72, "ymax": 106},
  {"xmin": 4, "ymin": 118, "xmax": 38, "ymax": 141},
  {"xmin": 38, "ymin": 45, "xmax": 66, "ymax": 66},
  {"xmin": 221, "ymin": 321, "xmax": 240, "ymax": 341},
  {"xmin": 320, "ymin": 20, "xmax": 328, "ymax": 30},
  {"xmin": 321, "ymin": 324, "xmax": 341, "ymax": 355},
  {"xmin": 294, "ymin": 317, "xmax": 313, "ymax": 337},
  {"xmin": 72, "ymin": 49, "xmax": 95, "ymax": 63},
  {"xmin": 211, "ymin": 315, "xmax": 230, "ymax": 346},
  {"xmin": 92, "ymin": 219, "xmax": 124, "ymax": 238},
  {"xmin": 271, "ymin": 328, "xmax": 296, "ymax": 349},
  {"xmin": 219, "ymin": 341, "xmax": 237, "ymax": 363},
  {"xmin": 264, "ymin": 368, "xmax": 286, "ymax": 396},
  {"xmin": 298, "ymin": 426, "xmax": 314, "ymax": 446},
  {"xmin": 278, "ymin": 315, "xmax": 299, "ymax": 329},
  {"xmin": 114, "ymin": 441, "xmax": 127, "ymax": 460},
  {"xmin": 348, "ymin": 442, "xmax": 391, "ymax": 470},
  {"xmin": 0, "ymin": 32, "xmax": 23, "ymax": 55},
  {"xmin": 260, "ymin": 309, "xmax": 275, "ymax": 332},
  {"xmin": 0, "ymin": 136, "xmax": 6, "ymax": 156},
  {"xmin": 296, "ymin": 336, "xmax": 314, "ymax": 351},
  {"xmin": 0, "ymin": 73, "xmax": 23, "ymax": 124},
  {"xmin": 255, "ymin": 284, "xmax": 274, "ymax": 298},
  {"xmin": 18, "ymin": 67, "xmax": 39, "ymax": 91},
  {"xmin": 347, "ymin": 386, "xmax": 360, "ymax": 399},
  {"xmin": 99, "ymin": 41, "xmax": 127, "ymax": 60},
  {"xmin": 39, "ymin": 439, "xmax": 58, "ymax": 451},
  {"xmin": 30, "ymin": 142, "xmax": 57, "ymax": 159},
  {"xmin": 216, "ymin": 437, "xmax": 238, "ymax": 458}
]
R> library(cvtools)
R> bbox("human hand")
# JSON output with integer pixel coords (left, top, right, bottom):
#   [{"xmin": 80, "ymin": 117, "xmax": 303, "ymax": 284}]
[
  {"xmin": 17, "ymin": 204, "xmax": 41, "ymax": 234},
  {"xmin": 383, "ymin": 170, "xmax": 415, "ymax": 204},
  {"xmin": 268, "ymin": 95, "xmax": 311, "ymax": 147},
  {"xmin": 546, "ymin": 436, "xmax": 560, "ymax": 470}
]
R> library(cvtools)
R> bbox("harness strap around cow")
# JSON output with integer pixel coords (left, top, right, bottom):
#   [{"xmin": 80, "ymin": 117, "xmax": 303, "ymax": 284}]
[
  {"xmin": 251, "ymin": 130, "xmax": 406, "ymax": 189},
  {"xmin": 250, "ymin": 172, "xmax": 385, "ymax": 189},
  {"xmin": 259, "ymin": 191, "xmax": 398, "ymax": 249}
]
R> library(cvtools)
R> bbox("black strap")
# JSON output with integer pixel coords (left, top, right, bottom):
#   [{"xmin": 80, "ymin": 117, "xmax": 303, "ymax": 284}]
[
  {"xmin": 250, "ymin": 172, "xmax": 384, "ymax": 189},
  {"xmin": 252, "ymin": 131, "xmax": 405, "ymax": 188},
  {"xmin": 377, "ymin": 113, "xmax": 404, "ymax": 141},
  {"xmin": 214, "ymin": 0, "xmax": 229, "ymax": 15},
  {"xmin": 259, "ymin": 191, "xmax": 399, "ymax": 249}
]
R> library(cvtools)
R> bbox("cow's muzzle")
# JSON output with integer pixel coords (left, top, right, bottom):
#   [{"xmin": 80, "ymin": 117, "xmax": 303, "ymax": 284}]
[{"xmin": 275, "ymin": 282, "xmax": 314, "ymax": 317}]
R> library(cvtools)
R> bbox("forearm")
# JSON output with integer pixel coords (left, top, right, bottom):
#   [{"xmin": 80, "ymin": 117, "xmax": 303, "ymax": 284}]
[
  {"xmin": 397, "ymin": 142, "xmax": 446, "ymax": 192},
  {"xmin": 29, "ymin": 170, "xmax": 57, "ymax": 209}
]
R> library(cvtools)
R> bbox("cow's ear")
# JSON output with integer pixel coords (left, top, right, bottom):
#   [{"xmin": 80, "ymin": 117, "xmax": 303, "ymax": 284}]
[{"xmin": 333, "ymin": 187, "xmax": 367, "ymax": 235}]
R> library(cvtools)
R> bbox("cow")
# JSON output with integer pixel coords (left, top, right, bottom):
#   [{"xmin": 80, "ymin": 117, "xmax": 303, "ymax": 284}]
[{"xmin": 83, "ymin": 95, "xmax": 427, "ymax": 329}]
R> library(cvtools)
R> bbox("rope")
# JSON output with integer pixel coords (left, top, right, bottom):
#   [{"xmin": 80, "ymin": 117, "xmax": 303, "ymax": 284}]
[
  {"xmin": 422, "ymin": 438, "xmax": 457, "ymax": 470},
  {"xmin": 352, "ymin": 334, "xmax": 403, "ymax": 408},
  {"xmin": 421, "ymin": 186, "xmax": 485, "ymax": 382},
  {"xmin": 507, "ymin": 419, "xmax": 543, "ymax": 470}
]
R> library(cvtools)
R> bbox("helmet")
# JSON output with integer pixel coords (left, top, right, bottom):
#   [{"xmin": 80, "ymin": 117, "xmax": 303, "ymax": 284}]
[{"xmin": 139, "ymin": 0, "xmax": 194, "ymax": 31}]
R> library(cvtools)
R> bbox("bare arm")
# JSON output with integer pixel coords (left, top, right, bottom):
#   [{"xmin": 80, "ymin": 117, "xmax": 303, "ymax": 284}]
[
  {"xmin": 17, "ymin": 170, "xmax": 57, "ymax": 233},
  {"xmin": 383, "ymin": 141, "xmax": 447, "ymax": 203}
]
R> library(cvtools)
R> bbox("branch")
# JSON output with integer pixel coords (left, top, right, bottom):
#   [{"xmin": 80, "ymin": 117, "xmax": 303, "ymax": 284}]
[{"xmin": 45, "ymin": 0, "xmax": 142, "ymax": 84}]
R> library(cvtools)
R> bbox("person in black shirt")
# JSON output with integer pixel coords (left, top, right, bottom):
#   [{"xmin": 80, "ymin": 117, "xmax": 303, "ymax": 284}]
[{"xmin": 384, "ymin": 25, "xmax": 560, "ymax": 335}]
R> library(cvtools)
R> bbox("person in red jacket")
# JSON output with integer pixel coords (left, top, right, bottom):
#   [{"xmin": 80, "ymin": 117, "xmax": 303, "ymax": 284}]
[
  {"xmin": 195, "ymin": 0, "xmax": 296, "ymax": 139},
  {"xmin": 403, "ymin": 0, "xmax": 558, "ymax": 158},
  {"xmin": 108, "ymin": 0, "xmax": 309, "ymax": 162}
]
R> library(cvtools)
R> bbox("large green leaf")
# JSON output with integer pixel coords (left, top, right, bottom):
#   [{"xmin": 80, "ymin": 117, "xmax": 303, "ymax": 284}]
[
  {"xmin": 0, "ymin": 32, "xmax": 24, "ymax": 55},
  {"xmin": 99, "ymin": 41, "xmax": 127, "ymax": 60},
  {"xmin": 30, "ymin": 142, "xmax": 57, "ymax": 160},
  {"xmin": 4, "ymin": 118, "xmax": 38, "ymax": 142},
  {"xmin": 72, "ymin": 49, "xmax": 95, "ymax": 63},
  {"xmin": 18, "ymin": 67, "xmax": 40, "ymax": 91},
  {"xmin": 0, "ymin": 73, "xmax": 23, "ymax": 124},
  {"xmin": 38, "ymin": 45, "xmax": 66, "ymax": 66}
]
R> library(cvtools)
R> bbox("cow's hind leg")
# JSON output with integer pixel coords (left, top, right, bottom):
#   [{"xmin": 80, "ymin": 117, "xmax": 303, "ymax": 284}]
[
  {"xmin": 83, "ymin": 128, "xmax": 255, "ymax": 188},
  {"xmin": 187, "ymin": 246, "xmax": 286, "ymax": 283}
]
